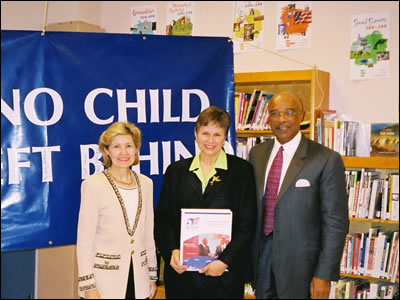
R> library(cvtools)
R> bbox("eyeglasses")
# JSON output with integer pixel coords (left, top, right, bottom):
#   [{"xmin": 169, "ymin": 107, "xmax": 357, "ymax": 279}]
[{"xmin": 269, "ymin": 110, "xmax": 299, "ymax": 119}]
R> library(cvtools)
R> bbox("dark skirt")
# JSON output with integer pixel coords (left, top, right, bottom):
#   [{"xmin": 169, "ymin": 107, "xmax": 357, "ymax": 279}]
[
  {"xmin": 163, "ymin": 264, "xmax": 244, "ymax": 299},
  {"xmin": 125, "ymin": 259, "xmax": 136, "ymax": 299}
]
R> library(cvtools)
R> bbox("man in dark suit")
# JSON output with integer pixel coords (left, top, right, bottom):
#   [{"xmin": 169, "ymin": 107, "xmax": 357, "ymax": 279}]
[
  {"xmin": 199, "ymin": 238, "xmax": 212, "ymax": 257},
  {"xmin": 249, "ymin": 92, "xmax": 348, "ymax": 299},
  {"xmin": 214, "ymin": 237, "xmax": 227, "ymax": 257}
]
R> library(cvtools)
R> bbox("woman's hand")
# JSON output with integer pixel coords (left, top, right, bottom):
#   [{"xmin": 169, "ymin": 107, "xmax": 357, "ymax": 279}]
[
  {"xmin": 84, "ymin": 288, "xmax": 100, "ymax": 299},
  {"xmin": 170, "ymin": 249, "xmax": 187, "ymax": 274},
  {"xmin": 149, "ymin": 281, "xmax": 157, "ymax": 299},
  {"xmin": 199, "ymin": 260, "xmax": 228, "ymax": 277}
]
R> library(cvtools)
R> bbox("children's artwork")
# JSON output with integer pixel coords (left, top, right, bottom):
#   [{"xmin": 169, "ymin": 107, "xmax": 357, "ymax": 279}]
[
  {"xmin": 130, "ymin": 5, "xmax": 157, "ymax": 34},
  {"xmin": 233, "ymin": 1, "xmax": 265, "ymax": 53},
  {"xmin": 276, "ymin": 1, "xmax": 312, "ymax": 50},
  {"xmin": 349, "ymin": 12, "xmax": 390, "ymax": 80},
  {"xmin": 166, "ymin": 2, "xmax": 194, "ymax": 36}
]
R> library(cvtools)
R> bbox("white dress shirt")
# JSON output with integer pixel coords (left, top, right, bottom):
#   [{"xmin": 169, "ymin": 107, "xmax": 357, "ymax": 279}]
[{"xmin": 263, "ymin": 131, "xmax": 302, "ymax": 193}]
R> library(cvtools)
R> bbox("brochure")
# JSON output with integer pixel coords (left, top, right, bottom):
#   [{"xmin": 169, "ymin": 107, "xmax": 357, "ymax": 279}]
[{"xmin": 180, "ymin": 208, "xmax": 232, "ymax": 271}]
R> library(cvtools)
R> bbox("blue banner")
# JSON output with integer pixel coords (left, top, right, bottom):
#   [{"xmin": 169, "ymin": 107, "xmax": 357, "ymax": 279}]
[{"xmin": 1, "ymin": 31, "xmax": 234, "ymax": 252}]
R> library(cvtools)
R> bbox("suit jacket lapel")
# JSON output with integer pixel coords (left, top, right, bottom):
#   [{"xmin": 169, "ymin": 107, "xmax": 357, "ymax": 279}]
[
  {"xmin": 277, "ymin": 135, "xmax": 308, "ymax": 201},
  {"xmin": 188, "ymin": 167, "xmax": 204, "ymax": 203}
]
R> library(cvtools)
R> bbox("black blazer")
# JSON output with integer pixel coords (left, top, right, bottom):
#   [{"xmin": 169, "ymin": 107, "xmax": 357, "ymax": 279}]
[{"xmin": 154, "ymin": 153, "xmax": 257, "ymax": 298}]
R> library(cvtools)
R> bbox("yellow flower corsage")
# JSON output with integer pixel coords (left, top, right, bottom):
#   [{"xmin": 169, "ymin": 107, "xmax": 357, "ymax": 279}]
[{"xmin": 210, "ymin": 176, "xmax": 221, "ymax": 186}]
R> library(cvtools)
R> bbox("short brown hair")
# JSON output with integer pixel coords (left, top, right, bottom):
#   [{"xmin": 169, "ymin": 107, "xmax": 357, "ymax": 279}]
[
  {"xmin": 195, "ymin": 106, "xmax": 231, "ymax": 136},
  {"xmin": 99, "ymin": 121, "xmax": 141, "ymax": 167}
]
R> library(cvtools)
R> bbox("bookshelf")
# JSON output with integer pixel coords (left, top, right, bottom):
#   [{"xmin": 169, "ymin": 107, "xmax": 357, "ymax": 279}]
[
  {"xmin": 342, "ymin": 156, "xmax": 398, "ymax": 170},
  {"xmin": 341, "ymin": 156, "xmax": 399, "ymax": 286},
  {"xmin": 234, "ymin": 69, "xmax": 330, "ymax": 141}
]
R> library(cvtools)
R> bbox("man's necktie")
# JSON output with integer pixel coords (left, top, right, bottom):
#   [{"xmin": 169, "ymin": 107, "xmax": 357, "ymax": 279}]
[{"xmin": 263, "ymin": 146, "xmax": 284, "ymax": 235}]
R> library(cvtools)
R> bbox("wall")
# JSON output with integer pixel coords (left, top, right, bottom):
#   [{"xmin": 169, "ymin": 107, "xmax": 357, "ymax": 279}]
[
  {"xmin": 2, "ymin": 1, "xmax": 398, "ymax": 122},
  {"xmin": 0, "ymin": 1, "xmax": 101, "ymax": 30},
  {"xmin": 98, "ymin": 1, "xmax": 399, "ymax": 123},
  {"xmin": 1, "ymin": 1, "xmax": 399, "ymax": 298}
]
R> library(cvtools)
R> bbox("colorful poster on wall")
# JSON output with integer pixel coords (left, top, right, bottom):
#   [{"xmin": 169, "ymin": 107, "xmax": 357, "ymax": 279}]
[
  {"xmin": 166, "ymin": 1, "xmax": 194, "ymax": 36},
  {"xmin": 276, "ymin": 1, "xmax": 312, "ymax": 50},
  {"xmin": 130, "ymin": 5, "xmax": 157, "ymax": 34},
  {"xmin": 233, "ymin": 1, "xmax": 264, "ymax": 53},
  {"xmin": 349, "ymin": 12, "xmax": 390, "ymax": 80}
]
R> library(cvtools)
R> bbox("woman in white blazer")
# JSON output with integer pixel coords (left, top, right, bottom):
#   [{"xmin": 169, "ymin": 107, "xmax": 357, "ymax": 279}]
[{"xmin": 77, "ymin": 122, "xmax": 158, "ymax": 299}]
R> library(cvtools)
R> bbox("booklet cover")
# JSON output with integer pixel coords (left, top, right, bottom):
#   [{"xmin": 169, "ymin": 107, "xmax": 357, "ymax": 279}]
[
  {"xmin": 370, "ymin": 123, "xmax": 399, "ymax": 157},
  {"xmin": 180, "ymin": 208, "xmax": 232, "ymax": 271}
]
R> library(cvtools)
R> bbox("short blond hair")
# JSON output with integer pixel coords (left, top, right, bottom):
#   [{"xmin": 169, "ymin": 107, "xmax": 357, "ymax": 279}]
[{"xmin": 99, "ymin": 121, "xmax": 141, "ymax": 167}]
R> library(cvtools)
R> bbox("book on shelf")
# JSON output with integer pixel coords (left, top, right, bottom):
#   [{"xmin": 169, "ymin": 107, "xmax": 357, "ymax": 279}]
[
  {"xmin": 249, "ymin": 91, "xmax": 266, "ymax": 130},
  {"xmin": 387, "ymin": 231, "xmax": 399, "ymax": 283},
  {"xmin": 316, "ymin": 118, "xmax": 371, "ymax": 156},
  {"xmin": 389, "ymin": 174, "xmax": 399, "ymax": 221},
  {"xmin": 345, "ymin": 169, "xmax": 398, "ymax": 221},
  {"xmin": 359, "ymin": 232, "xmax": 368, "ymax": 274},
  {"xmin": 243, "ymin": 90, "xmax": 261, "ymax": 130},
  {"xmin": 234, "ymin": 92, "xmax": 240, "ymax": 130},
  {"xmin": 373, "ymin": 231, "xmax": 390, "ymax": 278},
  {"xmin": 331, "ymin": 277, "xmax": 399, "ymax": 299},
  {"xmin": 379, "ymin": 232, "xmax": 392, "ymax": 278},
  {"xmin": 347, "ymin": 170, "xmax": 361, "ymax": 217},
  {"xmin": 340, "ymin": 234, "xmax": 350, "ymax": 273},
  {"xmin": 316, "ymin": 118, "xmax": 322, "ymax": 143},
  {"xmin": 250, "ymin": 91, "xmax": 274, "ymax": 130},
  {"xmin": 236, "ymin": 92, "xmax": 251, "ymax": 130},
  {"xmin": 341, "ymin": 228, "xmax": 400, "ymax": 282},
  {"xmin": 180, "ymin": 208, "xmax": 232, "ymax": 271},
  {"xmin": 370, "ymin": 123, "xmax": 399, "ymax": 157},
  {"xmin": 317, "ymin": 109, "xmax": 336, "ymax": 147},
  {"xmin": 344, "ymin": 121, "xmax": 359, "ymax": 157},
  {"xmin": 363, "ymin": 226, "xmax": 381, "ymax": 277}
]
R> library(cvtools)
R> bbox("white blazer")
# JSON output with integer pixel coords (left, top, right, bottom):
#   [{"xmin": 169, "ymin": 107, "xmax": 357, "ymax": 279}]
[{"xmin": 77, "ymin": 171, "xmax": 157, "ymax": 299}]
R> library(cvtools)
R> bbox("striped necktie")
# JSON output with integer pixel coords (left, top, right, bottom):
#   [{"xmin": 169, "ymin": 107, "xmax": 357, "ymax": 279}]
[{"xmin": 263, "ymin": 146, "xmax": 284, "ymax": 235}]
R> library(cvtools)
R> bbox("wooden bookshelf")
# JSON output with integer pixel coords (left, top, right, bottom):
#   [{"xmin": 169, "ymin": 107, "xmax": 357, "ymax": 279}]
[
  {"xmin": 339, "ymin": 273, "xmax": 398, "ymax": 283},
  {"xmin": 342, "ymin": 156, "xmax": 399, "ymax": 170},
  {"xmin": 342, "ymin": 156, "xmax": 399, "ymax": 286},
  {"xmin": 234, "ymin": 69, "xmax": 330, "ymax": 141},
  {"xmin": 349, "ymin": 217, "xmax": 399, "ymax": 224}
]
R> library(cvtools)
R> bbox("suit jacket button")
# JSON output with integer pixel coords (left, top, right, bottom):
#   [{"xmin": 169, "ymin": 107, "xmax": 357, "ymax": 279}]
[
  {"xmin": 131, "ymin": 250, "xmax": 134, "ymax": 255},
  {"xmin": 131, "ymin": 239, "xmax": 134, "ymax": 244}
]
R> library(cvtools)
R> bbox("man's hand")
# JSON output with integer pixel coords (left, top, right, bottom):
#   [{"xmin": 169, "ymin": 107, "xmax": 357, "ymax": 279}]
[
  {"xmin": 199, "ymin": 260, "xmax": 228, "ymax": 277},
  {"xmin": 310, "ymin": 276, "xmax": 330, "ymax": 299},
  {"xmin": 170, "ymin": 249, "xmax": 187, "ymax": 274}
]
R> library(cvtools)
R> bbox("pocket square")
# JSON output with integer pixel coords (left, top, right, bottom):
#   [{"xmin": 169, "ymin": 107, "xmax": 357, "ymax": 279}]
[{"xmin": 295, "ymin": 179, "xmax": 310, "ymax": 187}]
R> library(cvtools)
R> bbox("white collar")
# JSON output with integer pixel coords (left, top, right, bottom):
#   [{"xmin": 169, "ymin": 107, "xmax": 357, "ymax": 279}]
[{"xmin": 273, "ymin": 131, "xmax": 302, "ymax": 157}]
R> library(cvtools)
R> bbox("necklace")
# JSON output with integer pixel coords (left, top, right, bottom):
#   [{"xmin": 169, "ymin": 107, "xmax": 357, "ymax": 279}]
[{"xmin": 106, "ymin": 169, "xmax": 134, "ymax": 186}]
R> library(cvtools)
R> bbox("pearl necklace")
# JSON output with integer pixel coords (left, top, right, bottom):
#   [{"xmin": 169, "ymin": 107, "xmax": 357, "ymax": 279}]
[{"xmin": 106, "ymin": 169, "xmax": 134, "ymax": 186}]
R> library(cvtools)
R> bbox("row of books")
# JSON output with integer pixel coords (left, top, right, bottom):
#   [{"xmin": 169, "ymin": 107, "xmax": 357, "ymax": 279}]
[
  {"xmin": 329, "ymin": 278, "xmax": 398, "ymax": 299},
  {"xmin": 340, "ymin": 228, "xmax": 399, "ymax": 283},
  {"xmin": 346, "ymin": 170, "xmax": 399, "ymax": 221},
  {"xmin": 316, "ymin": 110, "xmax": 399, "ymax": 158},
  {"xmin": 236, "ymin": 136, "xmax": 272, "ymax": 160},
  {"xmin": 234, "ymin": 90, "xmax": 274, "ymax": 131},
  {"xmin": 316, "ymin": 118, "xmax": 360, "ymax": 156}
]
